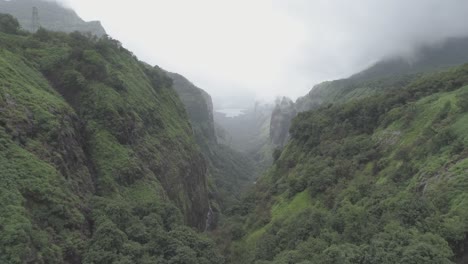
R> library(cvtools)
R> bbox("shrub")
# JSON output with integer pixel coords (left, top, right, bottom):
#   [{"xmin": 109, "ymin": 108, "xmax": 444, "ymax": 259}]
[{"xmin": 0, "ymin": 14, "xmax": 20, "ymax": 34}]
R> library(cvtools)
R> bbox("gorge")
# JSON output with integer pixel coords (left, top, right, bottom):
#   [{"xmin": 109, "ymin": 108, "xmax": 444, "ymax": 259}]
[{"xmin": 1, "ymin": 1, "xmax": 468, "ymax": 264}]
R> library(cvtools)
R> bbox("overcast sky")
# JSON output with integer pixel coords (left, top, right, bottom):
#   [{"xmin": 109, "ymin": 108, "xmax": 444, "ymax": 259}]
[{"xmin": 58, "ymin": 0, "xmax": 468, "ymax": 106}]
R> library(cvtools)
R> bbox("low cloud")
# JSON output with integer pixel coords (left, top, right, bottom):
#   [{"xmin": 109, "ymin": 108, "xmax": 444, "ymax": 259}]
[{"xmin": 60, "ymin": 0, "xmax": 468, "ymax": 104}]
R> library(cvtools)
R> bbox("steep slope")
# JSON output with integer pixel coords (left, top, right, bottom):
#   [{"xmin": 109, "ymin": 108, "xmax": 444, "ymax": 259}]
[
  {"xmin": 225, "ymin": 64, "xmax": 468, "ymax": 263},
  {"xmin": 168, "ymin": 72, "xmax": 217, "ymax": 145},
  {"xmin": 0, "ymin": 0, "xmax": 106, "ymax": 36},
  {"xmin": 0, "ymin": 18, "xmax": 222, "ymax": 264},
  {"xmin": 168, "ymin": 73, "xmax": 255, "ymax": 213}
]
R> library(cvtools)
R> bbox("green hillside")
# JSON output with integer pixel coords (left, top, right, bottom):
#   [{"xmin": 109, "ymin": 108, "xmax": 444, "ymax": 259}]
[
  {"xmin": 0, "ymin": 16, "xmax": 222, "ymax": 264},
  {"xmin": 223, "ymin": 64, "xmax": 468, "ymax": 264},
  {"xmin": 2, "ymin": 2, "xmax": 468, "ymax": 264},
  {"xmin": 296, "ymin": 37, "xmax": 468, "ymax": 113}
]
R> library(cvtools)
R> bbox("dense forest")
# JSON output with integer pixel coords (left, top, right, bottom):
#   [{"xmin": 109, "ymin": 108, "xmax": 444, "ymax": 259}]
[
  {"xmin": 0, "ymin": 14, "xmax": 223, "ymax": 263},
  {"xmin": 219, "ymin": 60, "xmax": 468, "ymax": 264},
  {"xmin": 1, "ymin": 1, "xmax": 468, "ymax": 264}
]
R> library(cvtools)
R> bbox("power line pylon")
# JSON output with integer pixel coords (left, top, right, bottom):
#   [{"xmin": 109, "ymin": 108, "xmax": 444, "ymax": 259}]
[{"xmin": 31, "ymin": 6, "xmax": 40, "ymax": 32}]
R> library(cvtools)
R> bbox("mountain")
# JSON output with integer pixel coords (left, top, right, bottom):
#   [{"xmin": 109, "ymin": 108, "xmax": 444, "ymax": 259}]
[
  {"xmin": 222, "ymin": 58, "xmax": 468, "ymax": 263},
  {"xmin": 351, "ymin": 37, "xmax": 468, "ymax": 81},
  {"xmin": 0, "ymin": 15, "xmax": 223, "ymax": 263},
  {"xmin": 297, "ymin": 36, "xmax": 468, "ymax": 113},
  {"xmin": 168, "ymin": 72, "xmax": 217, "ymax": 145},
  {"xmin": 0, "ymin": 0, "xmax": 106, "ymax": 36},
  {"xmin": 168, "ymin": 73, "xmax": 256, "ymax": 217},
  {"xmin": 270, "ymin": 97, "xmax": 296, "ymax": 148},
  {"xmin": 266, "ymin": 36, "xmax": 468, "ymax": 149}
]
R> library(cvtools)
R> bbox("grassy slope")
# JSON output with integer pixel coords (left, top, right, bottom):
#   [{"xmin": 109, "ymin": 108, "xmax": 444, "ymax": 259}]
[
  {"xmin": 0, "ymin": 28, "xmax": 223, "ymax": 263},
  {"xmin": 226, "ymin": 64, "xmax": 468, "ymax": 264}
]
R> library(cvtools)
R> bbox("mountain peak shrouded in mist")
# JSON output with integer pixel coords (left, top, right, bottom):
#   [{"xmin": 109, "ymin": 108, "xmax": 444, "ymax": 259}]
[
  {"xmin": 5, "ymin": 0, "xmax": 467, "ymax": 103},
  {"xmin": 0, "ymin": 0, "xmax": 106, "ymax": 36}
]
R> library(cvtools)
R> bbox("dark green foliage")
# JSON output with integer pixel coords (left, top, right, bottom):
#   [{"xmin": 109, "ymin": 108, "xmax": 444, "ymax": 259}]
[
  {"xmin": 33, "ymin": 27, "xmax": 52, "ymax": 42},
  {"xmin": 223, "ymin": 64, "xmax": 468, "ymax": 264},
  {"xmin": 0, "ymin": 13, "xmax": 20, "ymax": 34},
  {"xmin": 0, "ymin": 28, "xmax": 223, "ymax": 263}
]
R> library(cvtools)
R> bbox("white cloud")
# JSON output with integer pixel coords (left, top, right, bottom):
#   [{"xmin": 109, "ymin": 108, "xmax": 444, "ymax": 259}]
[{"xmin": 60, "ymin": 0, "xmax": 468, "ymax": 105}]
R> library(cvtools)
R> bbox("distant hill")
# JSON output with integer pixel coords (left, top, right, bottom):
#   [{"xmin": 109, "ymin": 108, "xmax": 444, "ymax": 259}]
[
  {"xmin": 352, "ymin": 37, "xmax": 468, "ymax": 81},
  {"xmin": 0, "ymin": 0, "xmax": 106, "ymax": 36},
  {"xmin": 297, "ymin": 36, "xmax": 468, "ymax": 112},
  {"xmin": 224, "ymin": 52, "xmax": 468, "ymax": 264}
]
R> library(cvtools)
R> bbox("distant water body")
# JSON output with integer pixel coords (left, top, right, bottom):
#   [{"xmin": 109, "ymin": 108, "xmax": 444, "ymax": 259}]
[{"xmin": 215, "ymin": 108, "xmax": 246, "ymax": 118}]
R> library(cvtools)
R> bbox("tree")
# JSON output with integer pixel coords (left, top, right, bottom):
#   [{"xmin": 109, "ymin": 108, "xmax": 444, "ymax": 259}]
[{"xmin": 0, "ymin": 14, "xmax": 20, "ymax": 34}]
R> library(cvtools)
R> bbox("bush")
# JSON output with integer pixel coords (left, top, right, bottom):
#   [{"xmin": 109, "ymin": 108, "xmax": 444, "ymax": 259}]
[
  {"xmin": 272, "ymin": 148, "xmax": 282, "ymax": 161},
  {"xmin": 0, "ymin": 14, "xmax": 20, "ymax": 34}
]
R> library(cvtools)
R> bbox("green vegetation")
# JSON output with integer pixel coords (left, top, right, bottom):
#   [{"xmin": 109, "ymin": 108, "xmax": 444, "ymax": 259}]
[
  {"xmin": 221, "ymin": 64, "xmax": 468, "ymax": 264},
  {"xmin": 0, "ymin": 16, "xmax": 222, "ymax": 263}
]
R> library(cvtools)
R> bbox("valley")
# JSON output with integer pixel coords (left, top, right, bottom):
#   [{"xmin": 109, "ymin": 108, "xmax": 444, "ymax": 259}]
[{"xmin": 0, "ymin": 1, "xmax": 468, "ymax": 264}]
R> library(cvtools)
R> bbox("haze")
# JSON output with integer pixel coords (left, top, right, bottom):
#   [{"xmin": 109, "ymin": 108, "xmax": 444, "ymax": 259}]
[{"xmin": 57, "ymin": 0, "xmax": 468, "ymax": 107}]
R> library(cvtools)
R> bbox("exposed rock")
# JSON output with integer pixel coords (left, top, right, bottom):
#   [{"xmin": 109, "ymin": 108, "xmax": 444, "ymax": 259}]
[{"xmin": 270, "ymin": 97, "xmax": 296, "ymax": 148}]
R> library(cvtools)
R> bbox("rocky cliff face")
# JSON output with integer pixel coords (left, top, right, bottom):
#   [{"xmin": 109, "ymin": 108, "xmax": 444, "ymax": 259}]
[
  {"xmin": 168, "ymin": 72, "xmax": 256, "ymax": 214},
  {"xmin": 167, "ymin": 72, "xmax": 217, "ymax": 144},
  {"xmin": 0, "ymin": 22, "xmax": 222, "ymax": 263},
  {"xmin": 0, "ymin": 0, "xmax": 106, "ymax": 36},
  {"xmin": 270, "ymin": 97, "xmax": 296, "ymax": 148},
  {"xmin": 270, "ymin": 36, "xmax": 468, "ymax": 151}
]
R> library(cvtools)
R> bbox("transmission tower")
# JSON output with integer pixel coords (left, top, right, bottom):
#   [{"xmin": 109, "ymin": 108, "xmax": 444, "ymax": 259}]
[{"xmin": 31, "ymin": 6, "xmax": 40, "ymax": 32}]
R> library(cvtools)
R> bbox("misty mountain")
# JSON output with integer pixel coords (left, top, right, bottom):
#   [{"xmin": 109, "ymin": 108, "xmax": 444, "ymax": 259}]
[
  {"xmin": 0, "ymin": 0, "xmax": 106, "ymax": 36},
  {"xmin": 168, "ymin": 72, "xmax": 256, "ymax": 214},
  {"xmin": 352, "ymin": 37, "xmax": 468, "ymax": 81},
  {"xmin": 261, "ymin": 36, "xmax": 468, "ymax": 150},
  {"xmin": 214, "ymin": 103, "xmax": 275, "ymax": 173},
  {"xmin": 221, "ymin": 43, "xmax": 468, "ymax": 264},
  {"xmin": 2, "ymin": 1, "xmax": 468, "ymax": 264},
  {"xmin": 270, "ymin": 97, "xmax": 296, "ymax": 148},
  {"xmin": 298, "ymin": 36, "xmax": 468, "ymax": 112}
]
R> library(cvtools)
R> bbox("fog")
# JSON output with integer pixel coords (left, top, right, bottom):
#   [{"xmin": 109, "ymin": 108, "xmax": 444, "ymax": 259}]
[{"xmin": 56, "ymin": 0, "xmax": 468, "ymax": 107}]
